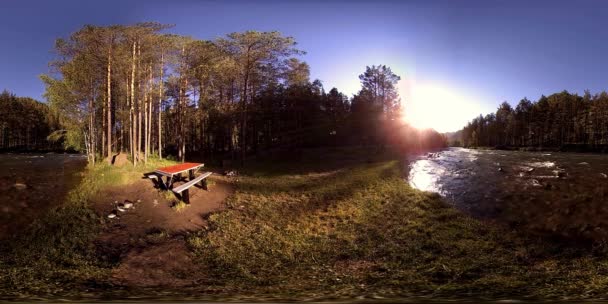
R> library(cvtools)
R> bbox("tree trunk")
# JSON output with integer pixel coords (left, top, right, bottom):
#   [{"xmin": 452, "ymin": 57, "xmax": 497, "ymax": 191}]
[
  {"xmin": 144, "ymin": 64, "xmax": 149, "ymax": 164},
  {"xmin": 147, "ymin": 64, "xmax": 153, "ymax": 161},
  {"xmin": 158, "ymin": 51, "xmax": 164, "ymax": 160},
  {"xmin": 241, "ymin": 70, "xmax": 249, "ymax": 166},
  {"xmin": 137, "ymin": 41, "xmax": 142, "ymax": 165},
  {"xmin": 181, "ymin": 77, "xmax": 188, "ymax": 162},
  {"xmin": 130, "ymin": 40, "xmax": 137, "ymax": 165},
  {"xmin": 89, "ymin": 97, "xmax": 95, "ymax": 165},
  {"xmin": 106, "ymin": 43, "xmax": 113, "ymax": 161}
]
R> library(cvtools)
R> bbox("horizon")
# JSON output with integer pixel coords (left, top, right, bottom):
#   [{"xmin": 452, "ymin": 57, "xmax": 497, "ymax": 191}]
[{"xmin": 3, "ymin": 0, "xmax": 608, "ymax": 132}]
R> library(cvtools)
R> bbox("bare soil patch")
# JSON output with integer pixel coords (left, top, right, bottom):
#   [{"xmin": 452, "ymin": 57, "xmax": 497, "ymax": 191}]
[
  {"xmin": 110, "ymin": 239, "xmax": 206, "ymax": 288},
  {"xmin": 92, "ymin": 174, "xmax": 234, "ymax": 287}
]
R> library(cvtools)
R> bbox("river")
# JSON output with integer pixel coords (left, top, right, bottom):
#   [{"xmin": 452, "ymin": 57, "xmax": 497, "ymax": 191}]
[
  {"xmin": 0, "ymin": 153, "xmax": 87, "ymax": 239},
  {"xmin": 407, "ymin": 147, "xmax": 608, "ymax": 241}
]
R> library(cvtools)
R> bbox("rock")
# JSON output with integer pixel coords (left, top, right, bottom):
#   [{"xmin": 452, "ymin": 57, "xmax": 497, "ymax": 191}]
[
  {"xmin": 107, "ymin": 210, "xmax": 118, "ymax": 219},
  {"xmin": 498, "ymin": 167, "xmax": 504, "ymax": 172},
  {"xmin": 579, "ymin": 162, "xmax": 589, "ymax": 165},
  {"xmin": 13, "ymin": 183, "xmax": 27, "ymax": 190},
  {"xmin": 552, "ymin": 169, "xmax": 566, "ymax": 178},
  {"xmin": 531, "ymin": 179, "xmax": 542, "ymax": 187},
  {"xmin": 109, "ymin": 153, "xmax": 128, "ymax": 167},
  {"xmin": 117, "ymin": 206, "xmax": 126, "ymax": 212},
  {"xmin": 601, "ymin": 173, "xmax": 608, "ymax": 179},
  {"xmin": 123, "ymin": 202, "xmax": 133, "ymax": 209},
  {"xmin": 225, "ymin": 170, "xmax": 238, "ymax": 177}
]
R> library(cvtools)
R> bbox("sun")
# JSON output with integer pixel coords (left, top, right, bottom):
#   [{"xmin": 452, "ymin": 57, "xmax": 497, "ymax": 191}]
[{"xmin": 401, "ymin": 83, "xmax": 483, "ymax": 133}]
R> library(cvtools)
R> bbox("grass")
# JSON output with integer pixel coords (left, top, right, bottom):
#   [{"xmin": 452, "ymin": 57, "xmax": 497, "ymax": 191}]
[
  {"xmin": 6, "ymin": 148, "xmax": 608, "ymax": 300},
  {"xmin": 185, "ymin": 148, "xmax": 608, "ymax": 300},
  {"xmin": 0, "ymin": 156, "xmax": 178, "ymax": 299},
  {"xmin": 145, "ymin": 227, "xmax": 170, "ymax": 244},
  {"xmin": 172, "ymin": 200, "xmax": 189, "ymax": 212}
]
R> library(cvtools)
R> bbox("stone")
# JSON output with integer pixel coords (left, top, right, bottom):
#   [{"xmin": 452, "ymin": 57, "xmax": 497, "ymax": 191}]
[{"xmin": 13, "ymin": 183, "xmax": 27, "ymax": 190}]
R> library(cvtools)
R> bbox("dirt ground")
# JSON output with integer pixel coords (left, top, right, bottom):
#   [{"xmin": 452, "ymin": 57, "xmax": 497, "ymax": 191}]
[{"xmin": 91, "ymin": 174, "xmax": 234, "ymax": 287}]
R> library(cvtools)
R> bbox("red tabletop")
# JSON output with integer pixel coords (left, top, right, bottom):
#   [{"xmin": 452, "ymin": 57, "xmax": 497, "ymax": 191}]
[{"xmin": 155, "ymin": 162, "xmax": 203, "ymax": 175}]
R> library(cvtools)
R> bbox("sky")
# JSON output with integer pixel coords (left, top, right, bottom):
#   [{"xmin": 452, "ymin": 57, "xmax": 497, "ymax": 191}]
[{"xmin": 1, "ymin": 0, "xmax": 608, "ymax": 132}]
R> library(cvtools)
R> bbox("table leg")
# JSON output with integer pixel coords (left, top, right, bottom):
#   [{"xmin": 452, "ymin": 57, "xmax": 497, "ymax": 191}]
[
  {"xmin": 189, "ymin": 169, "xmax": 194, "ymax": 180},
  {"xmin": 165, "ymin": 175, "xmax": 173, "ymax": 189}
]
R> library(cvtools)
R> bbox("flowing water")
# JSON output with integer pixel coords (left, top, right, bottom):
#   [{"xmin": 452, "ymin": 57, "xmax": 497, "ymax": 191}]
[
  {"xmin": 0, "ymin": 153, "xmax": 87, "ymax": 238},
  {"xmin": 407, "ymin": 148, "xmax": 608, "ymax": 241}
]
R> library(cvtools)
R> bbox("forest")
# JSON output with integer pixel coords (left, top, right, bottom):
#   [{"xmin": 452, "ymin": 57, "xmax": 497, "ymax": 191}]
[
  {"xmin": 0, "ymin": 90, "xmax": 60, "ymax": 151},
  {"xmin": 459, "ymin": 90, "xmax": 608, "ymax": 151},
  {"xmin": 0, "ymin": 22, "xmax": 447, "ymax": 164}
]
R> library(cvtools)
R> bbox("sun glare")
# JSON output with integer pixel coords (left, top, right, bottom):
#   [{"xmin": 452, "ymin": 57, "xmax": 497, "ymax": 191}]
[{"xmin": 402, "ymin": 83, "xmax": 483, "ymax": 133}]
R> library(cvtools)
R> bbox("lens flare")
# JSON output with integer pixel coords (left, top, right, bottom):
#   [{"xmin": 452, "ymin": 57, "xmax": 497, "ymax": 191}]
[{"xmin": 402, "ymin": 83, "xmax": 483, "ymax": 133}]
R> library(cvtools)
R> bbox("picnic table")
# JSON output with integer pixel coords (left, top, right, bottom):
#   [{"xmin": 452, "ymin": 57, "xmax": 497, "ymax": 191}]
[{"xmin": 153, "ymin": 162, "xmax": 204, "ymax": 190}]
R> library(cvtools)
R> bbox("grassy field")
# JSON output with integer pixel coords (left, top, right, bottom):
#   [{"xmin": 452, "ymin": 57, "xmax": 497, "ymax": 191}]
[
  {"xmin": 4, "ymin": 148, "xmax": 608, "ymax": 300},
  {"xmin": 0, "ymin": 157, "xmax": 178, "ymax": 298}
]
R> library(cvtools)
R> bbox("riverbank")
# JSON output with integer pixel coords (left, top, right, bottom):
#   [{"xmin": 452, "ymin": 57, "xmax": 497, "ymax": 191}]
[
  {"xmin": 0, "ymin": 153, "xmax": 87, "ymax": 239},
  {"xmin": 461, "ymin": 144, "xmax": 608, "ymax": 154},
  {"xmin": 4, "ymin": 148, "xmax": 608, "ymax": 301}
]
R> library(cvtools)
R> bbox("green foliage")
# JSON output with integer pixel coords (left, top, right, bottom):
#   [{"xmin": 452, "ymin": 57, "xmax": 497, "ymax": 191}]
[
  {"xmin": 461, "ymin": 90, "xmax": 608, "ymax": 150},
  {"xmin": 0, "ymin": 90, "xmax": 59, "ymax": 151},
  {"xmin": 357, "ymin": 64, "xmax": 401, "ymax": 117},
  {"xmin": 42, "ymin": 22, "xmax": 432, "ymax": 164}
]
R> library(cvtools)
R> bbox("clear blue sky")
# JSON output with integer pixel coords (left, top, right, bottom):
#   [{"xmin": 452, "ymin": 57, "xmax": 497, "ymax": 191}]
[{"xmin": 2, "ymin": 0, "xmax": 608, "ymax": 129}]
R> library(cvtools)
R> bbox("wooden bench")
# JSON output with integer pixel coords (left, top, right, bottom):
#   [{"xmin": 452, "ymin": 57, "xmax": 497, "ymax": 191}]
[{"xmin": 171, "ymin": 172, "xmax": 212, "ymax": 204}]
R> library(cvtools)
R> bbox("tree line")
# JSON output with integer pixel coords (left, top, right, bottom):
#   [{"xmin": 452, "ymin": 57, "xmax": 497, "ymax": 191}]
[
  {"xmin": 460, "ymin": 90, "xmax": 608, "ymax": 151},
  {"xmin": 4, "ymin": 22, "xmax": 446, "ymax": 163},
  {"xmin": 0, "ymin": 90, "xmax": 61, "ymax": 151}
]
